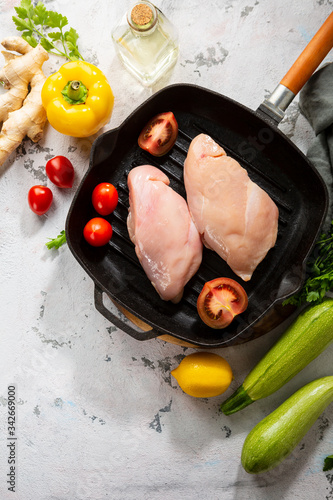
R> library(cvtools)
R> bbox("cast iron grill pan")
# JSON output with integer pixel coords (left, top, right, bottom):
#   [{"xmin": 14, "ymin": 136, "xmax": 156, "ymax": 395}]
[{"xmin": 66, "ymin": 85, "xmax": 328, "ymax": 347}]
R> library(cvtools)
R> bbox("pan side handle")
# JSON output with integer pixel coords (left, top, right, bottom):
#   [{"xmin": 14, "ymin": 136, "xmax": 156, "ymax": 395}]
[
  {"xmin": 258, "ymin": 12, "xmax": 333, "ymax": 123},
  {"xmin": 94, "ymin": 285, "xmax": 160, "ymax": 341},
  {"xmin": 276, "ymin": 267, "xmax": 305, "ymax": 301}
]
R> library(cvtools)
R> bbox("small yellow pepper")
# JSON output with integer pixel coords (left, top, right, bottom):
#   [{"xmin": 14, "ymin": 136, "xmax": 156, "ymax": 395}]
[{"xmin": 41, "ymin": 61, "xmax": 114, "ymax": 138}]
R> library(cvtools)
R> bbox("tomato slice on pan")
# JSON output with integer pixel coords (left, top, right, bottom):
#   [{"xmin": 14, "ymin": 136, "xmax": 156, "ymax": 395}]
[
  {"xmin": 138, "ymin": 111, "xmax": 178, "ymax": 156},
  {"xmin": 197, "ymin": 278, "xmax": 248, "ymax": 329}
]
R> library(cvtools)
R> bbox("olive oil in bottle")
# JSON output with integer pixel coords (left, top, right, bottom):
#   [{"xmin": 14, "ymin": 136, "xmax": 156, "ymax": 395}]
[{"xmin": 112, "ymin": 2, "xmax": 179, "ymax": 86}]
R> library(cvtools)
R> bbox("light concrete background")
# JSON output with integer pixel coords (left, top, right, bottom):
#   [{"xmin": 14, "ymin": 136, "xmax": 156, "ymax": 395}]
[{"xmin": 1, "ymin": 1, "xmax": 333, "ymax": 499}]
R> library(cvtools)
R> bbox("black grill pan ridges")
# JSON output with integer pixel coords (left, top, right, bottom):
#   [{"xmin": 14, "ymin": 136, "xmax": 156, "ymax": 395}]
[{"xmin": 66, "ymin": 84, "xmax": 328, "ymax": 347}]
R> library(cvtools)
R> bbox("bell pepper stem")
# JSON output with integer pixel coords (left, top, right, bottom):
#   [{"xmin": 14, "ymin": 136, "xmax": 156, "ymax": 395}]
[
  {"xmin": 61, "ymin": 80, "xmax": 88, "ymax": 105},
  {"xmin": 67, "ymin": 81, "xmax": 85, "ymax": 101}
]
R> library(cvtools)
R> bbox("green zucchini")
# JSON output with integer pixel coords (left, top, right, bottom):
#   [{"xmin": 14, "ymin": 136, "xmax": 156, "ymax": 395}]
[
  {"xmin": 221, "ymin": 298, "xmax": 333, "ymax": 415},
  {"xmin": 241, "ymin": 376, "xmax": 333, "ymax": 474}
]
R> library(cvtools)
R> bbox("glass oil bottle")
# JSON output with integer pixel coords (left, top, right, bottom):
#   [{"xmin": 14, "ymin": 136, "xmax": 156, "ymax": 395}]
[{"xmin": 111, "ymin": 1, "xmax": 179, "ymax": 86}]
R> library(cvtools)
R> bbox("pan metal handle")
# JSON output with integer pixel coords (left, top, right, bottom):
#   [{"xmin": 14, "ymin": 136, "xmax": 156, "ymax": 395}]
[
  {"xmin": 94, "ymin": 285, "xmax": 160, "ymax": 341},
  {"xmin": 259, "ymin": 12, "xmax": 333, "ymax": 123}
]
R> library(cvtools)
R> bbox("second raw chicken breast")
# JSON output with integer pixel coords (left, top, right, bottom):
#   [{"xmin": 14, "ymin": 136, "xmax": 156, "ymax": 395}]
[
  {"xmin": 184, "ymin": 134, "xmax": 279, "ymax": 281},
  {"xmin": 127, "ymin": 165, "xmax": 203, "ymax": 303}
]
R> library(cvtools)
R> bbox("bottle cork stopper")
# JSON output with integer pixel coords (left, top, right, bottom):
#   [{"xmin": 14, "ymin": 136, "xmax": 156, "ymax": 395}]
[{"xmin": 131, "ymin": 4, "xmax": 153, "ymax": 26}]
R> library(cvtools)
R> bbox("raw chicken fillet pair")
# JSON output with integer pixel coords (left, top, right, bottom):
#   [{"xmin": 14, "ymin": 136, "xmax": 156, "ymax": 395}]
[{"xmin": 127, "ymin": 133, "xmax": 279, "ymax": 303}]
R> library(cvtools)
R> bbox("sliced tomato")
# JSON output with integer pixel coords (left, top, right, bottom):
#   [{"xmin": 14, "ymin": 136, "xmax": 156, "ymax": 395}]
[
  {"xmin": 138, "ymin": 111, "xmax": 178, "ymax": 156},
  {"xmin": 197, "ymin": 278, "xmax": 248, "ymax": 329}
]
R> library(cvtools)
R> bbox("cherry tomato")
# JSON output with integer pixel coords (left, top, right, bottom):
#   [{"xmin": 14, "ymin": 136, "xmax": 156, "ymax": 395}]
[
  {"xmin": 28, "ymin": 185, "xmax": 53, "ymax": 215},
  {"xmin": 45, "ymin": 156, "xmax": 74, "ymax": 188},
  {"xmin": 83, "ymin": 217, "xmax": 113, "ymax": 247},
  {"xmin": 138, "ymin": 111, "xmax": 178, "ymax": 156},
  {"xmin": 197, "ymin": 278, "xmax": 248, "ymax": 329},
  {"xmin": 92, "ymin": 183, "xmax": 118, "ymax": 216}
]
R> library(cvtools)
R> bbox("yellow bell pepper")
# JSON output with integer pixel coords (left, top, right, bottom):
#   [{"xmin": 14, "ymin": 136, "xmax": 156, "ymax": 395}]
[{"xmin": 41, "ymin": 61, "xmax": 114, "ymax": 138}]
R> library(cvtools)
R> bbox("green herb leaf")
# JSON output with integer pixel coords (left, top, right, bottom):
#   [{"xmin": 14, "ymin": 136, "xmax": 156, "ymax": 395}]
[
  {"xmin": 34, "ymin": 2, "xmax": 48, "ymax": 25},
  {"xmin": 15, "ymin": 0, "xmax": 34, "ymax": 19},
  {"xmin": 68, "ymin": 52, "xmax": 80, "ymax": 61},
  {"xmin": 323, "ymin": 455, "xmax": 333, "ymax": 472},
  {"xmin": 22, "ymin": 33, "xmax": 38, "ymax": 47},
  {"xmin": 20, "ymin": 0, "xmax": 33, "ymax": 11},
  {"xmin": 284, "ymin": 221, "xmax": 333, "ymax": 307},
  {"xmin": 47, "ymin": 11, "xmax": 68, "ymax": 29},
  {"xmin": 46, "ymin": 230, "xmax": 67, "ymax": 250},
  {"xmin": 65, "ymin": 28, "xmax": 82, "ymax": 60},
  {"xmin": 39, "ymin": 37, "xmax": 54, "ymax": 52},
  {"xmin": 14, "ymin": 6, "xmax": 28, "ymax": 19},
  {"xmin": 12, "ymin": 16, "xmax": 32, "ymax": 32},
  {"xmin": 48, "ymin": 32, "xmax": 62, "ymax": 41},
  {"xmin": 306, "ymin": 291, "xmax": 320, "ymax": 302},
  {"xmin": 12, "ymin": 0, "xmax": 84, "ymax": 61}
]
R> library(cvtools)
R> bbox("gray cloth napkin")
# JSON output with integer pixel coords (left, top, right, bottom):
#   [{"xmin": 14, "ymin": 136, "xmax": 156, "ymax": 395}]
[{"xmin": 299, "ymin": 62, "xmax": 333, "ymax": 230}]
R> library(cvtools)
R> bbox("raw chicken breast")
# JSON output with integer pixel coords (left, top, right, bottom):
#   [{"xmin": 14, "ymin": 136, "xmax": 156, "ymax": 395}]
[
  {"xmin": 127, "ymin": 165, "xmax": 203, "ymax": 303},
  {"xmin": 184, "ymin": 134, "xmax": 279, "ymax": 281}
]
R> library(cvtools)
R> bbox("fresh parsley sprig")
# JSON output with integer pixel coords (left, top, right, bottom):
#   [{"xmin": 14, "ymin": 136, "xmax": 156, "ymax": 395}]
[
  {"xmin": 324, "ymin": 455, "xmax": 333, "ymax": 472},
  {"xmin": 46, "ymin": 230, "xmax": 67, "ymax": 250},
  {"xmin": 284, "ymin": 220, "xmax": 333, "ymax": 307},
  {"xmin": 12, "ymin": 0, "xmax": 84, "ymax": 61}
]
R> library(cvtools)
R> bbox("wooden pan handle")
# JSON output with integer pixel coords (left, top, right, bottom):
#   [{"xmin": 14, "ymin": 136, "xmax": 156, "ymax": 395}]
[{"xmin": 280, "ymin": 12, "xmax": 333, "ymax": 95}]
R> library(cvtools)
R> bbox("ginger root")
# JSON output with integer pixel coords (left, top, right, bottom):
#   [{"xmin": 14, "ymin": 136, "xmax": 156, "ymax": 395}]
[{"xmin": 0, "ymin": 37, "xmax": 49, "ymax": 167}]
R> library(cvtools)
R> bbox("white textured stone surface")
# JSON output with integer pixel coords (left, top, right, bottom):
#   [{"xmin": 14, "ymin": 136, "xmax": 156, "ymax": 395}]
[{"xmin": 1, "ymin": 1, "xmax": 333, "ymax": 499}]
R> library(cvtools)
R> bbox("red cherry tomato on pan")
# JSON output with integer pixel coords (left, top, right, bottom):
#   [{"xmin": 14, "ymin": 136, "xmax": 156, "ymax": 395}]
[
  {"xmin": 138, "ymin": 111, "xmax": 178, "ymax": 156},
  {"xmin": 83, "ymin": 217, "xmax": 113, "ymax": 247},
  {"xmin": 197, "ymin": 278, "xmax": 248, "ymax": 329},
  {"xmin": 45, "ymin": 156, "xmax": 74, "ymax": 188},
  {"xmin": 92, "ymin": 183, "xmax": 118, "ymax": 216},
  {"xmin": 28, "ymin": 185, "xmax": 53, "ymax": 215}
]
